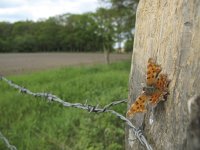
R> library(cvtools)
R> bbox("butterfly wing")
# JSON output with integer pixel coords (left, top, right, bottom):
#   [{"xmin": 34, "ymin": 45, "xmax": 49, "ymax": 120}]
[
  {"xmin": 127, "ymin": 93, "xmax": 150, "ymax": 117},
  {"xmin": 149, "ymin": 74, "xmax": 170, "ymax": 105},
  {"xmin": 149, "ymin": 90, "xmax": 162, "ymax": 105},
  {"xmin": 127, "ymin": 58, "xmax": 170, "ymax": 117},
  {"xmin": 146, "ymin": 58, "xmax": 162, "ymax": 86},
  {"xmin": 155, "ymin": 74, "xmax": 170, "ymax": 91}
]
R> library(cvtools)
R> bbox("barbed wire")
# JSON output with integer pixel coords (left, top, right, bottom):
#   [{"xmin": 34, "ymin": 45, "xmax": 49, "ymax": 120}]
[
  {"xmin": 0, "ymin": 76, "xmax": 152, "ymax": 150},
  {"xmin": 0, "ymin": 131, "xmax": 17, "ymax": 150}
]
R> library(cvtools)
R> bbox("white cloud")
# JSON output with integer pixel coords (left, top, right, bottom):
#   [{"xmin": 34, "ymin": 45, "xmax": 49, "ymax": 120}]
[{"xmin": 0, "ymin": 0, "xmax": 99, "ymax": 22}]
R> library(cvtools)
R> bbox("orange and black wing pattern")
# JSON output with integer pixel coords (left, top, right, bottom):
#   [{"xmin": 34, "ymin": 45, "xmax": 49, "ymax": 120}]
[
  {"xmin": 149, "ymin": 90, "xmax": 162, "ymax": 105},
  {"xmin": 155, "ymin": 74, "xmax": 170, "ymax": 92},
  {"xmin": 127, "ymin": 93, "xmax": 149, "ymax": 117},
  {"xmin": 127, "ymin": 58, "xmax": 170, "ymax": 117},
  {"xmin": 146, "ymin": 58, "xmax": 162, "ymax": 86},
  {"xmin": 149, "ymin": 73, "xmax": 170, "ymax": 105}
]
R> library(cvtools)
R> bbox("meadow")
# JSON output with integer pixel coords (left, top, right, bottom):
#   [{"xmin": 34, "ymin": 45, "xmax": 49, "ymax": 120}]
[{"xmin": 0, "ymin": 60, "xmax": 130, "ymax": 150}]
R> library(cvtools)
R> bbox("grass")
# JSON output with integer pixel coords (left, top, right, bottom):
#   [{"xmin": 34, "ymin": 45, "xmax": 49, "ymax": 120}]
[{"xmin": 0, "ymin": 60, "xmax": 131, "ymax": 150}]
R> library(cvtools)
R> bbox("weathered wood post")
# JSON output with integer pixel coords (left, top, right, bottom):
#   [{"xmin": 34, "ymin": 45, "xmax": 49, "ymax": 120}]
[{"xmin": 126, "ymin": 0, "xmax": 200, "ymax": 149}]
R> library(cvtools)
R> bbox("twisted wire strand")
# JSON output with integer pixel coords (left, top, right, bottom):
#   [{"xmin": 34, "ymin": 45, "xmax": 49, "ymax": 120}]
[
  {"xmin": 0, "ymin": 131, "xmax": 17, "ymax": 150},
  {"xmin": 0, "ymin": 76, "xmax": 152, "ymax": 150}
]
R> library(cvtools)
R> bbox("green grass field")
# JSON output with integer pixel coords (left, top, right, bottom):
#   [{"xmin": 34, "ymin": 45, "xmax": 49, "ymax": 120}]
[{"xmin": 0, "ymin": 60, "xmax": 131, "ymax": 150}]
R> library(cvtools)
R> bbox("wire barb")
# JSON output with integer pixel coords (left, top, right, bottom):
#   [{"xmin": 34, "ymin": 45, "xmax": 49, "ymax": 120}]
[{"xmin": 1, "ymin": 76, "xmax": 153, "ymax": 150}]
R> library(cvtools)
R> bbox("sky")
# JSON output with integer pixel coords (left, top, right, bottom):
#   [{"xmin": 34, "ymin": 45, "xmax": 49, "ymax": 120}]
[{"xmin": 0, "ymin": 0, "xmax": 100, "ymax": 22}]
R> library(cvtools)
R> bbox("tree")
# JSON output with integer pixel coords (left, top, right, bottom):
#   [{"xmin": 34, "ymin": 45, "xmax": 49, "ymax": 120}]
[
  {"xmin": 0, "ymin": 1, "xmax": 139, "ymax": 53},
  {"xmin": 51, "ymin": 13, "xmax": 105, "ymax": 52},
  {"xmin": 126, "ymin": 0, "xmax": 200, "ymax": 149},
  {"xmin": 35, "ymin": 19, "xmax": 62, "ymax": 52},
  {"xmin": 100, "ymin": 0, "xmax": 139, "ymax": 51},
  {"xmin": 95, "ymin": 8, "xmax": 115, "ymax": 64},
  {"xmin": 0, "ymin": 22, "xmax": 12, "ymax": 52}
]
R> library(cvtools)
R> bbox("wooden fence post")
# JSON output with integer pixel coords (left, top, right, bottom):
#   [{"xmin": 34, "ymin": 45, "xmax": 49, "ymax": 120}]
[{"xmin": 126, "ymin": 0, "xmax": 200, "ymax": 149}]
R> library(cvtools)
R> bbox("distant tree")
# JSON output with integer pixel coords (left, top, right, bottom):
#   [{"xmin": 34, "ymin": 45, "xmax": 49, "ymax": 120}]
[
  {"xmin": 95, "ymin": 8, "xmax": 115, "ymax": 64},
  {"xmin": 59, "ymin": 13, "xmax": 103, "ymax": 52},
  {"xmin": 0, "ymin": 1, "xmax": 138, "ymax": 53},
  {"xmin": 100, "ymin": 0, "xmax": 138, "ymax": 52},
  {"xmin": 124, "ymin": 39, "xmax": 133, "ymax": 52},
  {"xmin": 35, "ymin": 19, "xmax": 61, "ymax": 52},
  {"xmin": 12, "ymin": 34, "xmax": 37, "ymax": 52},
  {"xmin": 0, "ymin": 22, "xmax": 12, "ymax": 52}
]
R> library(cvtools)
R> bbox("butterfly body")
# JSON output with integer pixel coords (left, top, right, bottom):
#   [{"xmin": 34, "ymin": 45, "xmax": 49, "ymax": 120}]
[
  {"xmin": 127, "ymin": 58, "xmax": 170, "ymax": 117},
  {"xmin": 143, "ymin": 85, "xmax": 157, "ymax": 95}
]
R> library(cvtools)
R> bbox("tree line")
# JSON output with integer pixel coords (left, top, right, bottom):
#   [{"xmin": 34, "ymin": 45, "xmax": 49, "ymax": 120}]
[{"xmin": 0, "ymin": 0, "xmax": 138, "ymax": 53}]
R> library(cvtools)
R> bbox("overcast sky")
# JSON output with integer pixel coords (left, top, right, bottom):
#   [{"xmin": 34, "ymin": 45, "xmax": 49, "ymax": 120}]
[{"xmin": 0, "ymin": 0, "xmax": 100, "ymax": 22}]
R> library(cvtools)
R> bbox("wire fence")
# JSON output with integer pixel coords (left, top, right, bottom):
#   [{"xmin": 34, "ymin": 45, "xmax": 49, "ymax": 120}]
[
  {"xmin": 0, "ymin": 76, "xmax": 152, "ymax": 150},
  {"xmin": 0, "ymin": 131, "xmax": 17, "ymax": 150}
]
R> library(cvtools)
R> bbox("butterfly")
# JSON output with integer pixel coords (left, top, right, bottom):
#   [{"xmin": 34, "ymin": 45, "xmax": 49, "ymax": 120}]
[
  {"xmin": 127, "ymin": 58, "xmax": 170, "ymax": 118},
  {"xmin": 126, "ymin": 93, "xmax": 149, "ymax": 116},
  {"xmin": 146, "ymin": 58, "xmax": 162, "ymax": 86}
]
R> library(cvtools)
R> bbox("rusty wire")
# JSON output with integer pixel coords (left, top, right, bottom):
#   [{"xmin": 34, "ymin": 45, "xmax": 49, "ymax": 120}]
[{"xmin": 0, "ymin": 76, "xmax": 152, "ymax": 150}]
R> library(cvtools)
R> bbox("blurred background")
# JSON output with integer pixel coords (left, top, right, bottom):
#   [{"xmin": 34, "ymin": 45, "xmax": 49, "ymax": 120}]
[
  {"xmin": 0, "ymin": 0, "xmax": 138, "ymax": 53},
  {"xmin": 0, "ymin": 0, "xmax": 139, "ymax": 150}
]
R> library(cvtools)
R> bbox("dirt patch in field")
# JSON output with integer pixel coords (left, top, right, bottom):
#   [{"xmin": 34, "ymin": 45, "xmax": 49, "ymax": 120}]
[{"xmin": 0, "ymin": 53, "xmax": 131, "ymax": 76}]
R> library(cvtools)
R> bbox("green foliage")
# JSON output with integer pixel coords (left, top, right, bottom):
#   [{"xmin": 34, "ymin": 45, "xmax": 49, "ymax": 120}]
[
  {"xmin": 0, "ymin": 13, "xmax": 109, "ymax": 53},
  {"xmin": 100, "ymin": 0, "xmax": 139, "ymax": 50},
  {"xmin": 0, "ymin": 60, "xmax": 130, "ymax": 150},
  {"xmin": 124, "ymin": 39, "xmax": 133, "ymax": 52},
  {"xmin": 0, "ymin": 0, "xmax": 138, "ymax": 53},
  {"xmin": 95, "ymin": 8, "xmax": 115, "ymax": 52}
]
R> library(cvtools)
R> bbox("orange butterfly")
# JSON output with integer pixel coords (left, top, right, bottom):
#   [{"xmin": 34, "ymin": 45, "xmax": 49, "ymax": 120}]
[
  {"xmin": 146, "ymin": 58, "xmax": 162, "ymax": 86},
  {"xmin": 126, "ymin": 93, "xmax": 149, "ymax": 117},
  {"xmin": 127, "ymin": 58, "xmax": 170, "ymax": 118}
]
